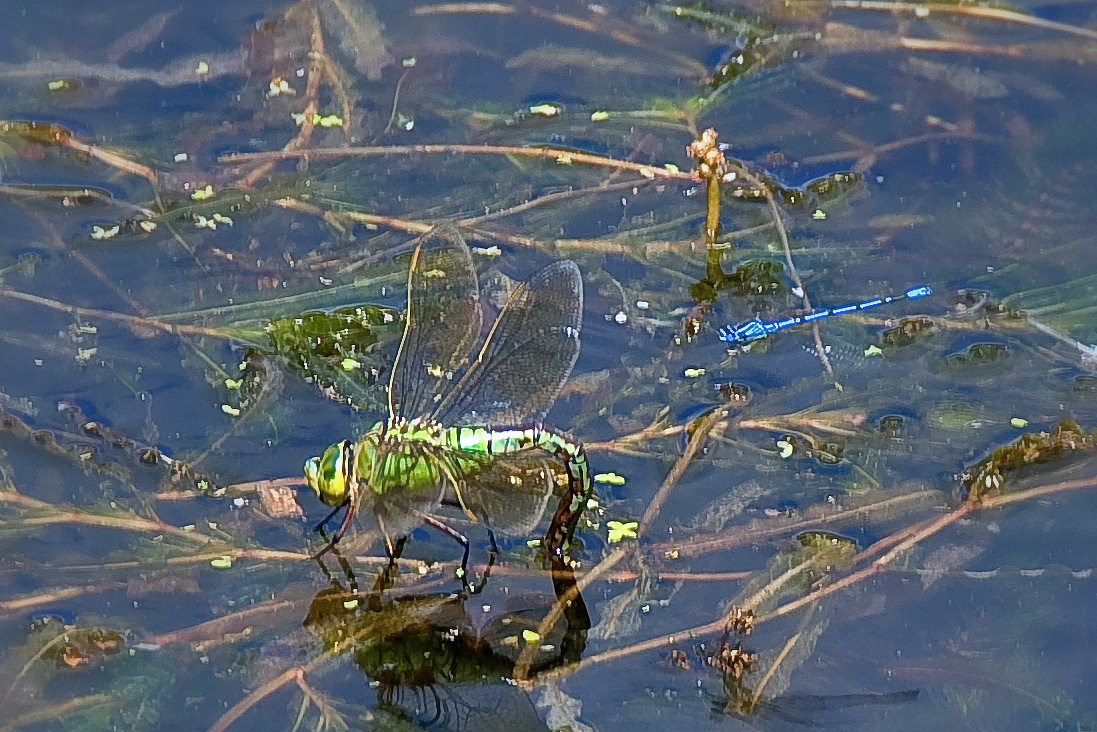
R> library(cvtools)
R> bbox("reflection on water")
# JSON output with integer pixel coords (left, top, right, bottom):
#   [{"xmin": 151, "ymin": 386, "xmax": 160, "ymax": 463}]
[{"xmin": 1, "ymin": 0, "xmax": 1097, "ymax": 729}]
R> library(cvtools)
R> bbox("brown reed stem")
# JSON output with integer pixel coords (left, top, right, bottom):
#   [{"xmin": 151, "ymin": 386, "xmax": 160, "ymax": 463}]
[
  {"xmin": 639, "ymin": 405, "xmax": 730, "ymax": 536},
  {"xmin": 0, "ymin": 288, "xmax": 230, "ymax": 338},
  {"xmin": 0, "ymin": 490, "xmax": 222, "ymax": 545},
  {"xmin": 222, "ymin": 145, "xmax": 694, "ymax": 181},
  {"xmin": 207, "ymin": 667, "xmax": 304, "ymax": 732},
  {"xmin": 514, "ymin": 545, "xmax": 631, "ymax": 684}
]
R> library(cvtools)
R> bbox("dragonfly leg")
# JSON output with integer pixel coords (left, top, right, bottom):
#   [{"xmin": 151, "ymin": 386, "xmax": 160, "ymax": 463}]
[
  {"xmin": 421, "ymin": 514, "xmax": 495, "ymax": 593},
  {"xmin": 373, "ymin": 527, "xmax": 407, "ymax": 596},
  {"xmin": 478, "ymin": 529, "xmax": 499, "ymax": 595},
  {"xmin": 311, "ymin": 498, "xmax": 350, "ymax": 560},
  {"xmin": 333, "ymin": 548, "xmax": 358, "ymax": 595},
  {"xmin": 314, "ymin": 544, "xmax": 359, "ymax": 596},
  {"xmin": 313, "ymin": 503, "xmax": 345, "ymax": 537}
]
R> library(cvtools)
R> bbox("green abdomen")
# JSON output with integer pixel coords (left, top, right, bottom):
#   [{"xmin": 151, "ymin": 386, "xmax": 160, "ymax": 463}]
[{"xmin": 443, "ymin": 426, "xmax": 589, "ymax": 484}]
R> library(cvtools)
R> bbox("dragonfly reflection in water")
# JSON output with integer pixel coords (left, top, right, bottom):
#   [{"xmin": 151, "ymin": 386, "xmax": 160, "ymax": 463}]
[{"xmin": 304, "ymin": 225, "xmax": 591, "ymax": 591}]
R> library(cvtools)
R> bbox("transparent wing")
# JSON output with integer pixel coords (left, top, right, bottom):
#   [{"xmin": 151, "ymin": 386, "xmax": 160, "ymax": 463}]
[
  {"xmin": 389, "ymin": 225, "xmax": 481, "ymax": 422},
  {"xmin": 431, "ymin": 260, "xmax": 582, "ymax": 427},
  {"xmin": 367, "ymin": 444, "xmax": 553, "ymax": 541},
  {"xmin": 455, "ymin": 450, "xmax": 555, "ymax": 537},
  {"xmin": 367, "ymin": 440, "xmax": 449, "ymax": 543}
]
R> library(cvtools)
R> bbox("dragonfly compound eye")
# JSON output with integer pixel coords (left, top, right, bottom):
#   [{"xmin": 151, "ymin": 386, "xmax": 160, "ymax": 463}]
[{"xmin": 304, "ymin": 442, "xmax": 349, "ymax": 506}]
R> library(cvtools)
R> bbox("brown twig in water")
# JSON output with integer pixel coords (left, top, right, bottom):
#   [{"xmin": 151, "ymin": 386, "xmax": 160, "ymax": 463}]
[
  {"xmin": 0, "ymin": 288, "xmax": 230, "ymax": 338},
  {"xmin": 62, "ymin": 136, "xmax": 158, "ymax": 184},
  {"xmin": 825, "ymin": 0, "xmax": 1097, "ymax": 41},
  {"xmin": 221, "ymin": 144, "xmax": 695, "ymax": 181},
  {"xmin": 53, "ymin": 548, "xmax": 309, "ymax": 573},
  {"xmin": 276, "ymin": 196, "xmax": 433, "ymax": 239},
  {"xmin": 451, "ymin": 561, "xmax": 750, "ymax": 584},
  {"xmin": 659, "ymin": 490, "xmax": 941, "ymax": 559},
  {"xmin": 0, "ymin": 582, "xmax": 127, "ymax": 614},
  {"xmin": 514, "ymin": 545, "xmax": 631, "ymax": 685},
  {"xmin": 639, "ymin": 404, "xmax": 731, "ymax": 536},
  {"xmin": 208, "ymin": 667, "xmax": 305, "ymax": 732},
  {"xmin": 0, "ymin": 490, "xmax": 222, "ymax": 545},
  {"xmin": 739, "ymin": 415, "xmax": 862, "ymax": 438},
  {"xmin": 145, "ymin": 592, "xmax": 311, "ymax": 649},
  {"xmin": 757, "ymin": 502, "xmax": 977, "ymax": 624},
  {"xmin": 568, "ymin": 474, "xmax": 1097, "ymax": 675},
  {"xmin": 414, "ymin": 2, "xmax": 515, "ymax": 13},
  {"xmin": 1, "ymin": 119, "xmax": 158, "ymax": 183},
  {"xmin": 585, "ymin": 422, "xmax": 687, "ymax": 452},
  {"xmin": 155, "ymin": 476, "xmax": 304, "ymax": 500}
]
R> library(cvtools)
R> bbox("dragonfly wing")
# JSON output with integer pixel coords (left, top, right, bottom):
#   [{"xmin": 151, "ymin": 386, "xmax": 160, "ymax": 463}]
[
  {"xmin": 456, "ymin": 450, "xmax": 554, "ymax": 537},
  {"xmin": 431, "ymin": 259, "xmax": 582, "ymax": 427},
  {"xmin": 368, "ymin": 441, "xmax": 449, "ymax": 544},
  {"xmin": 389, "ymin": 225, "xmax": 482, "ymax": 421}
]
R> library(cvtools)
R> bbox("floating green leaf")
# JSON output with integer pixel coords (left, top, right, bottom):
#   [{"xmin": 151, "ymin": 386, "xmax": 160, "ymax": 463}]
[{"xmin": 607, "ymin": 520, "xmax": 638, "ymax": 542}]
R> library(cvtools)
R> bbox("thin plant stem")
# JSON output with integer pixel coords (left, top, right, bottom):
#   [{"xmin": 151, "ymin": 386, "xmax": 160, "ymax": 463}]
[
  {"xmin": 221, "ymin": 144, "xmax": 695, "ymax": 181},
  {"xmin": 414, "ymin": 3, "xmax": 708, "ymax": 79},
  {"xmin": 802, "ymin": 131, "xmax": 1002, "ymax": 165},
  {"xmin": 456, "ymin": 178, "xmax": 661, "ymax": 227},
  {"xmin": 384, "ymin": 67, "xmax": 411, "ymax": 135},
  {"xmin": 731, "ymin": 162, "xmax": 833, "ymax": 375},
  {"xmin": 20, "ymin": 204, "xmax": 149, "ymax": 315},
  {"xmin": 825, "ymin": 0, "xmax": 1097, "ymax": 41},
  {"xmin": 638, "ymin": 404, "xmax": 730, "ymax": 536},
  {"xmin": 207, "ymin": 667, "xmax": 304, "ymax": 732},
  {"xmin": 750, "ymin": 603, "xmax": 817, "ymax": 712},
  {"xmin": 3, "ymin": 630, "xmax": 68, "ymax": 703},
  {"xmin": 0, "ymin": 288, "xmax": 230, "ymax": 338},
  {"xmin": 0, "ymin": 490, "xmax": 223, "ymax": 545},
  {"xmin": 0, "ymin": 693, "xmax": 115, "ymax": 731},
  {"xmin": 515, "ymin": 545, "xmax": 631, "ymax": 685}
]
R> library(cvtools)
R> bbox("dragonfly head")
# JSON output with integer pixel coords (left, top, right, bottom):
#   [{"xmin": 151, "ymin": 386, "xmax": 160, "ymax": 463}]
[{"xmin": 304, "ymin": 440, "xmax": 354, "ymax": 506}]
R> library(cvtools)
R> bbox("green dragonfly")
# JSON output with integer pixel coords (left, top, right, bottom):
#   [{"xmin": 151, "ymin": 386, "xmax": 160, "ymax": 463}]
[{"xmin": 304, "ymin": 225, "xmax": 590, "ymax": 588}]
